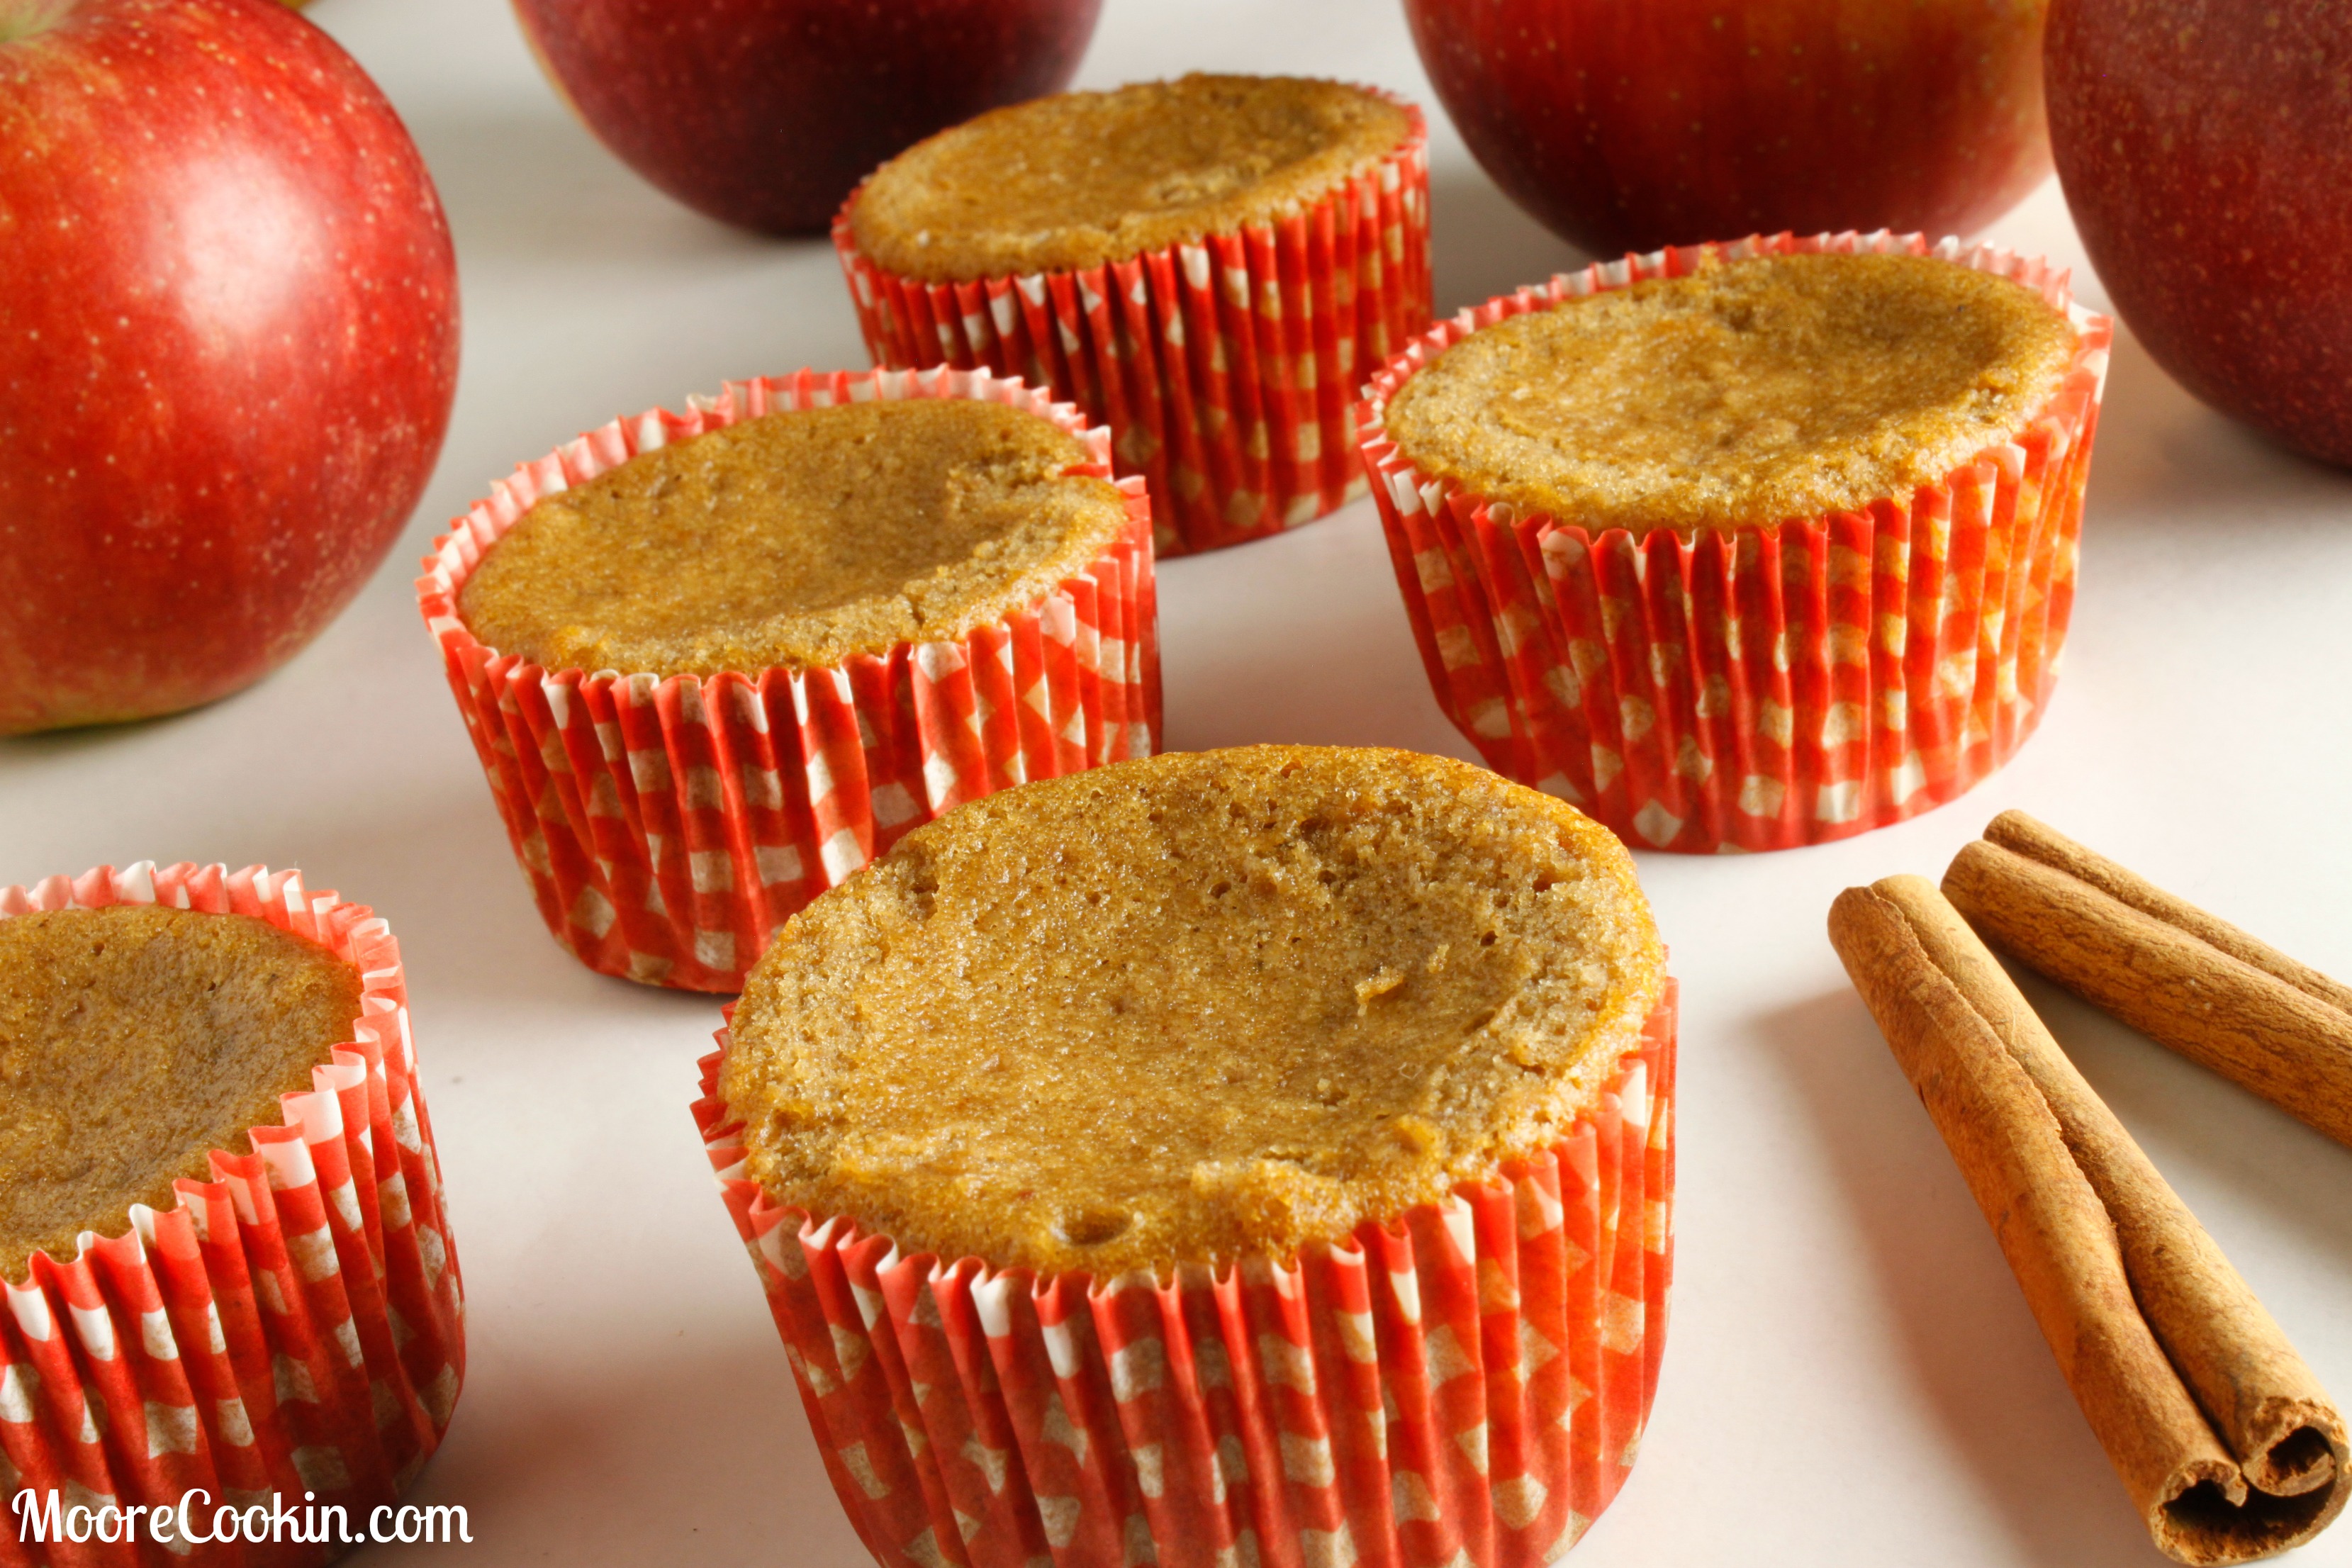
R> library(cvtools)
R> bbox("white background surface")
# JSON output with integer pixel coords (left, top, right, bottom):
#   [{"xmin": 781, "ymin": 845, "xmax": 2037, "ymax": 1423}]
[{"xmin": 6, "ymin": 1, "xmax": 2351, "ymax": 1563}]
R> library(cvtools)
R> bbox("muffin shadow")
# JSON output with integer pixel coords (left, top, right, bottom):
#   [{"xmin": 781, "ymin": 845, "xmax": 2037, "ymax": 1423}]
[
  {"xmin": 383, "ymin": 1321, "xmax": 861, "ymax": 1566},
  {"xmin": 248, "ymin": 772, "xmax": 588, "ymax": 1011},
  {"xmin": 1155, "ymin": 506, "xmax": 1477, "ymax": 756},
  {"xmin": 1754, "ymin": 987, "xmax": 2163, "ymax": 1568},
  {"xmin": 2007, "ymin": 967, "xmax": 2352, "ymax": 1289}
]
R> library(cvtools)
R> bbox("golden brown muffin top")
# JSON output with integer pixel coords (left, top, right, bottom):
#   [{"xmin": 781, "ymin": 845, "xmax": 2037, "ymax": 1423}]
[
  {"xmin": 1382, "ymin": 252, "xmax": 2078, "ymax": 535},
  {"xmin": 849, "ymin": 74, "xmax": 1414, "ymax": 281},
  {"xmin": 457, "ymin": 398, "xmax": 1130, "ymax": 676},
  {"xmin": 1, "ymin": 905, "xmax": 362, "ymax": 1281},
  {"xmin": 723, "ymin": 745, "xmax": 1664, "ymax": 1279}
]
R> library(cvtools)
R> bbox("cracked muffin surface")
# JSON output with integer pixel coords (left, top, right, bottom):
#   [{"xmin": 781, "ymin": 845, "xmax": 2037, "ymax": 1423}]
[
  {"xmin": 1, "ymin": 905, "xmax": 360, "ymax": 1281},
  {"xmin": 723, "ymin": 744, "xmax": 1664, "ymax": 1279}
]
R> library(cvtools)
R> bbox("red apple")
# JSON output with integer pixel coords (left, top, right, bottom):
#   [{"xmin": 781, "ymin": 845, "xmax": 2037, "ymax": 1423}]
[
  {"xmin": 513, "ymin": 0, "xmax": 1103, "ymax": 237},
  {"xmin": 0, "ymin": 0, "xmax": 458, "ymax": 736},
  {"xmin": 2046, "ymin": 0, "xmax": 2352, "ymax": 465},
  {"xmin": 1405, "ymin": 0, "xmax": 2053, "ymax": 257}
]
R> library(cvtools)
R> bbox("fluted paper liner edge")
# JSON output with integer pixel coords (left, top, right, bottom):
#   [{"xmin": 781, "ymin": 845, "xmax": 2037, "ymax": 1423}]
[
  {"xmin": 834, "ymin": 89, "xmax": 1433, "ymax": 558},
  {"xmin": 416, "ymin": 365, "xmax": 1163, "ymax": 993},
  {"xmin": 0, "ymin": 863, "xmax": 463, "ymax": 1568},
  {"xmin": 1356, "ymin": 230, "xmax": 2112, "ymax": 855},
  {"xmin": 693, "ymin": 983, "xmax": 1678, "ymax": 1568}
]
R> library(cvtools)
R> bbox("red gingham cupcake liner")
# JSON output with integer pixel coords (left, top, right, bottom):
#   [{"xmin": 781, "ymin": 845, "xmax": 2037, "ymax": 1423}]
[
  {"xmin": 693, "ymin": 982, "xmax": 1677, "ymax": 1568},
  {"xmin": 1358, "ymin": 232, "xmax": 2114, "ymax": 854},
  {"xmin": 834, "ymin": 90, "xmax": 1432, "ymax": 558},
  {"xmin": 0, "ymin": 863, "xmax": 463, "ymax": 1568},
  {"xmin": 417, "ymin": 366, "xmax": 1162, "ymax": 994}
]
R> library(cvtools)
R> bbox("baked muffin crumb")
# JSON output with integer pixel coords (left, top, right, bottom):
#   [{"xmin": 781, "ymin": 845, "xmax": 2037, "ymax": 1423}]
[
  {"xmin": 724, "ymin": 745, "xmax": 1664, "ymax": 1278},
  {"xmin": 850, "ymin": 75, "xmax": 1413, "ymax": 281},
  {"xmin": 1383, "ymin": 251, "xmax": 2077, "ymax": 534},
  {"xmin": 457, "ymin": 398, "xmax": 1130, "ymax": 676},
  {"xmin": 1, "ymin": 905, "xmax": 361, "ymax": 1280}
]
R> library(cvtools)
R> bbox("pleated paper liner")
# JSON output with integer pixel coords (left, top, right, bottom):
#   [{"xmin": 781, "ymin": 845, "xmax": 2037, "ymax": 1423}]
[
  {"xmin": 1357, "ymin": 233, "xmax": 2114, "ymax": 854},
  {"xmin": 833, "ymin": 90, "xmax": 1432, "ymax": 559},
  {"xmin": 417, "ymin": 366, "xmax": 1162, "ymax": 995},
  {"xmin": 693, "ymin": 982, "xmax": 1677, "ymax": 1568},
  {"xmin": 0, "ymin": 863, "xmax": 463, "ymax": 1568}
]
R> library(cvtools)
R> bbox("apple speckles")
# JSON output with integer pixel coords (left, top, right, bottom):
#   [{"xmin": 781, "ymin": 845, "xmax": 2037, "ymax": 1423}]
[{"xmin": 0, "ymin": 0, "xmax": 457, "ymax": 734}]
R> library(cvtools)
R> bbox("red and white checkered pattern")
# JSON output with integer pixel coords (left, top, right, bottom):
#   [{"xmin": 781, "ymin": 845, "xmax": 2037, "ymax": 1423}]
[
  {"xmin": 417, "ymin": 366, "xmax": 1162, "ymax": 993},
  {"xmin": 0, "ymin": 863, "xmax": 463, "ymax": 1568},
  {"xmin": 834, "ymin": 91, "xmax": 1432, "ymax": 559},
  {"xmin": 1358, "ymin": 233, "xmax": 2113, "ymax": 854},
  {"xmin": 693, "ymin": 985, "xmax": 1677, "ymax": 1568}
]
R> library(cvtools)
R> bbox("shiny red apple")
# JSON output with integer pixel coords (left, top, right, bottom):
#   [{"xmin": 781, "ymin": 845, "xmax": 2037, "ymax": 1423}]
[
  {"xmin": 513, "ymin": 0, "xmax": 1103, "ymax": 237},
  {"xmin": 0, "ymin": 0, "xmax": 458, "ymax": 736},
  {"xmin": 2047, "ymin": 0, "xmax": 2352, "ymax": 465},
  {"xmin": 1406, "ymin": 0, "xmax": 2053, "ymax": 257}
]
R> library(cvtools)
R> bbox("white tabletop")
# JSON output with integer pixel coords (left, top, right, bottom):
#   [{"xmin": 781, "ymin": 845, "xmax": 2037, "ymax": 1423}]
[{"xmin": 7, "ymin": 1, "xmax": 2350, "ymax": 1563}]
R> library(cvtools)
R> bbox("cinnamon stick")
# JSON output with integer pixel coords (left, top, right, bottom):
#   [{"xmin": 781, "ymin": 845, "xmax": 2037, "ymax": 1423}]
[
  {"xmin": 1829, "ymin": 875, "xmax": 2348, "ymax": 1564},
  {"xmin": 1944, "ymin": 811, "xmax": 2352, "ymax": 1150}
]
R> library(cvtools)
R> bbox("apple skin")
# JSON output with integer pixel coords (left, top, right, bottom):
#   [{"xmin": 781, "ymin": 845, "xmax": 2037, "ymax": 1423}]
[
  {"xmin": 513, "ymin": 0, "xmax": 1103, "ymax": 237},
  {"xmin": 1404, "ymin": 0, "xmax": 2052, "ymax": 257},
  {"xmin": 2046, "ymin": 0, "xmax": 2352, "ymax": 465},
  {"xmin": 0, "ymin": 0, "xmax": 458, "ymax": 736}
]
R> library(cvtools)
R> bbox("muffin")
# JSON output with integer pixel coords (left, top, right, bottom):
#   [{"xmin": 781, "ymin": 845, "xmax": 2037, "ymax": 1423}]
[
  {"xmin": 1359, "ymin": 233, "xmax": 2112, "ymax": 853},
  {"xmin": 418, "ymin": 366, "xmax": 1159, "ymax": 992},
  {"xmin": 695, "ymin": 746, "xmax": 1679, "ymax": 1565},
  {"xmin": 0, "ymin": 862, "xmax": 462, "ymax": 1525},
  {"xmin": 1, "ymin": 905, "xmax": 359, "ymax": 1277},
  {"xmin": 836, "ymin": 75, "xmax": 1432, "ymax": 556}
]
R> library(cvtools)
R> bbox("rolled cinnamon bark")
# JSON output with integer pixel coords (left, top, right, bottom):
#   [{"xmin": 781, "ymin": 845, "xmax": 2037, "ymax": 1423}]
[
  {"xmin": 1829, "ymin": 875, "xmax": 2348, "ymax": 1564},
  {"xmin": 1944, "ymin": 812, "xmax": 2352, "ymax": 1150}
]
